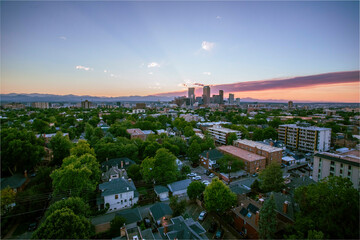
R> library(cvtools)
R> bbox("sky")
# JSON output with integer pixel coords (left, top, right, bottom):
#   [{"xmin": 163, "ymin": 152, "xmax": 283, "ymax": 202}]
[{"xmin": 1, "ymin": 1, "xmax": 359, "ymax": 102}]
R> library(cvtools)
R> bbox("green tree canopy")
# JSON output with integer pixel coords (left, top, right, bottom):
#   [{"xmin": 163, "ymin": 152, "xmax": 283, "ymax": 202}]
[
  {"xmin": 1, "ymin": 187, "xmax": 16, "ymax": 216},
  {"xmin": 152, "ymin": 148, "xmax": 178, "ymax": 184},
  {"xmin": 259, "ymin": 195, "xmax": 277, "ymax": 239},
  {"xmin": 293, "ymin": 176, "xmax": 359, "ymax": 239},
  {"xmin": 140, "ymin": 157, "xmax": 155, "ymax": 183},
  {"xmin": 127, "ymin": 164, "xmax": 142, "ymax": 181},
  {"xmin": 50, "ymin": 132, "xmax": 72, "ymax": 166},
  {"xmin": 32, "ymin": 208, "xmax": 94, "ymax": 239},
  {"xmin": 184, "ymin": 126, "xmax": 195, "ymax": 137},
  {"xmin": 187, "ymin": 181, "xmax": 206, "ymax": 201},
  {"xmin": 188, "ymin": 140, "xmax": 201, "ymax": 165},
  {"xmin": 227, "ymin": 132, "xmax": 238, "ymax": 145},
  {"xmin": 204, "ymin": 178, "xmax": 237, "ymax": 214},
  {"xmin": 217, "ymin": 154, "xmax": 244, "ymax": 173},
  {"xmin": 258, "ymin": 163, "xmax": 284, "ymax": 193},
  {"xmin": 45, "ymin": 197, "xmax": 90, "ymax": 218},
  {"xmin": 252, "ymin": 128, "xmax": 264, "ymax": 141},
  {"xmin": 70, "ymin": 140, "xmax": 96, "ymax": 157},
  {"xmin": 169, "ymin": 196, "xmax": 187, "ymax": 217},
  {"xmin": 263, "ymin": 127, "xmax": 278, "ymax": 140},
  {"xmin": 110, "ymin": 216, "xmax": 126, "ymax": 237}
]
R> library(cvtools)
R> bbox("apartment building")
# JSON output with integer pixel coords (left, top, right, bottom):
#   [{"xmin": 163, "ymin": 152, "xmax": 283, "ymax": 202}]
[
  {"xmin": 234, "ymin": 139, "xmax": 283, "ymax": 166},
  {"xmin": 31, "ymin": 102, "xmax": 49, "ymax": 109},
  {"xmin": 278, "ymin": 124, "xmax": 331, "ymax": 152},
  {"xmin": 208, "ymin": 126, "xmax": 241, "ymax": 145},
  {"xmin": 126, "ymin": 128, "xmax": 146, "ymax": 141},
  {"xmin": 313, "ymin": 150, "xmax": 360, "ymax": 190},
  {"xmin": 218, "ymin": 145, "xmax": 266, "ymax": 174}
]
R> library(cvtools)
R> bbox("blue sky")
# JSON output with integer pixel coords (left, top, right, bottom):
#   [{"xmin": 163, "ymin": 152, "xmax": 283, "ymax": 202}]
[{"xmin": 1, "ymin": 1, "xmax": 359, "ymax": 101}]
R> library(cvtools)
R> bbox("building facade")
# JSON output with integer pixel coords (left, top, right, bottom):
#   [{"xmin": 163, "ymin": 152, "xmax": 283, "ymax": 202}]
[
  {"xmin": 81, "ymin": 100, "xmax": 91, "ymax": 109},
  {"xmin": 203, "ymin": 86, "xmax": 210, "ymax": 105},
  {"xmin": 208, "ymin": 126, "xmax": 241, "ymax": 145},
  {"xmin": 188, "ymin": 87, "xmax": 195, "ymax": 105},
  {"xmin": 31, "ymin": 102, "xmax": 49, "ymax": 109},
  {"xmin": 313, "ymin": 150, "xmax": 360, "ymax": 190},
  {"xmin": 126, "ymin": 128, "xmax": 146, "ymax": 141},
  {"xmin": 234, "ymin": 139, "xmax": 283, "ymax": 166},
  {"xmin": 229, "ymin": 93, "xmax": 234, "ymax": 104},
  {"xmin": 278, "ymin": 124, "xmax": 331, "ymax": 152}
]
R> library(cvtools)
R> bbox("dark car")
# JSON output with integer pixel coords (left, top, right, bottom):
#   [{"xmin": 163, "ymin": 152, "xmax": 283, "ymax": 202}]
[
  {"xmin": 208, "ymin": 222, "xmax": 217, "ymax": 233},
  {"xmin": 144, "ymin": 217, "xmax": 151, "ymax": 228},
  {"xmin": 251, "ymin": 173, "xmax": 258, "ymax": 177},
  {"xmin": 215, "ymin": 228, "xmax": 224, "ymax": 239},
  {"xmin": 28, "ymin": 222, "xmax": 37, "ymax": 231}
]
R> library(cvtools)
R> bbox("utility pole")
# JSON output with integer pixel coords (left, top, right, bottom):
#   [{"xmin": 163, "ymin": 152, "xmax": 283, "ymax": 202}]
[{"xmin": 228, "ymin": 161, "xmax": 232, "ymax": 185}]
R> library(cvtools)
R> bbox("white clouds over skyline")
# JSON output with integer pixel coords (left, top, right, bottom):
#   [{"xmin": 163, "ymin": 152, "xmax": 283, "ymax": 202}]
[
  {"xmin": 203, "ymin": 72, "xmax": 211, "ymax": 75},
  {"xmin": 147, "ymin": 62, "xmax": 160, "ymax": 68},
  {"xmin": 75, "ymin": 65, "xmax": 93, "ymax": 71},
  {"xmin": 201, "ymin": 41, "xmax": 215, "ymax": 51}
]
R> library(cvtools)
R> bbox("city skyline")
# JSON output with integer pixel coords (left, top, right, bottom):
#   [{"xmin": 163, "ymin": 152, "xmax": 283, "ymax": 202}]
[{"xmin": 1, "ymin": 1, "xmax": 359, "ymax": 102}]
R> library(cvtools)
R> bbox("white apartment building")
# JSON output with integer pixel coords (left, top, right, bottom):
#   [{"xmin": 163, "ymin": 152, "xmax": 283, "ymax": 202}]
[
  {"xmin": 313, "ymin": 150, "xmax": 360, "ymax": 190},
  {"xmin": 208, "ymin": 125, "xmax": 241, "ymax": 145},
  {"xmin": 278, "ymin": 124, "xmax": 331, "ymax": 152}
]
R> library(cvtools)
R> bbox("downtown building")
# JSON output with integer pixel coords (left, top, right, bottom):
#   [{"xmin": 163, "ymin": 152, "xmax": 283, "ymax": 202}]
[
  {"xmin": 31, "ymin": 102, "xmax": 49, "ymax": 109},
  {"xmin": 278, "ymin": 124, "xmax": 331, "ymax": 152},
  {"xmin": 202, "ymin": 86, "xmax": 210, "ymax": 105}
]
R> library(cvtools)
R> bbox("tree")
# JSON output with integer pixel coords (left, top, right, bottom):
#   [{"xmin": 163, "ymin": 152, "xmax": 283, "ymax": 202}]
[
  {"xmin": 204, "ymin": 178, "xmax": 237, "ymax": 214},
  {"xmin": 180, "ymin": 165, "xmax": 191, "ymax": 175},
  {"xmin": 50, "ymin": 132, "xmax": 72, "ymax": 166},
  {"xmin": 188, "ymin": 140, "xmax": 201, "ymax": 165},
  {"xmin": 293, "ymin": 176, "xmax": 359, "ymax": 239},
  {"xmin": 252, "ymin": 128, "xmax": 264, "ymax": 141},
  {"xmin": 250, "ymin": 179, "xmax": 261, "ymax": 193},
  {"xmin": 32, "ymin": 118, "xmax": 49, "ymax": 133},
  {"xmin": 140, "ymin": 157, "xmax": 155, "ymax": 183},
  {"xmin": 227, "ymin": 132, "xmax": 238, "ymax": 145},
  {"xmin": 258, "ymin": 163, "xmax": 284, "ymax": 193},
  {"xmin": 127, "ymin": 164, "xmax": 142, "ymax": 181},
  {"xmin": 1, "ymin": 187, "xmax": 16, "ymax": 216},
  {"xmin": 259, "ymin": 194, "xmax": 277, "ymax": 239},
  {"xmin": 217, "ymin": 154, "xmax": 244, "ymax": 173},
  {"xmin": 187, "ymin": 181, "xmax": 206, "ymax": 201},
  {"xmin": 152, "ymin": 148, "xmax": 178, "ymax": 184},
  {"xmin": 169, "ymin": 196, "xmax": 186, "ymax": 217},
  {"xmin": 32, "ymin": 208, "xmax": 94, "ymax": 239},
  {"xmin": 70, "ymin": 140, "xmax": 96, "ymax": 157},
  {"xmin": 144, "ymin": 142, "xmax": 161, "ymax": 158},
  {"xmin": 84, "ymin": 123, "xmax": 94, "ymax": 140},
  {"xmin": 1, "ymin": 128, "xmax": 45, "ymax": 176},
  {"xmin": 109, "ymin": 216, "xmax": 126, "ymax": 237},
  {"xmin": 45, "ymin": 197, "xmax": 90, "ymax": 218},
  {"xmin": 263, "ymin": 127, "xmax": 278, "ymax": 140},
  {"xmin": 184, "ymin": 126, "xmax": 195, "ymax": 137},
  {"xmin": 201, "ymin": 135, "xmax": 215, "ymax": 151}
]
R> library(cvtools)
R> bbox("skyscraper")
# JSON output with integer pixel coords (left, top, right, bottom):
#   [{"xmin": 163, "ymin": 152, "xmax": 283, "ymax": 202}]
[
  {"xmin": 219, "ymin": 90, "xmax": 224, "ymax": 105},
  {"xmin": 229, "ymin": 93, "xmax": 234, "ymax": 104},
  {"xmin": 188, "ymin": 87, "xmax": 195, "ymax": 105},
  {"xmin": 203, "ymin": 86, "xmax": 210, "ymax": 105}
]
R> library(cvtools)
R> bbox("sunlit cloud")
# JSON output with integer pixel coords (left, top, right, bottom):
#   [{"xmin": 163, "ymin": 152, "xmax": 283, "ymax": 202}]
[
  {"xmin": 149, "ymin": 82, "xmax": 161, "ymax": 89},
  {"xmin": 75, "ymin": 65, "xmax": 93, "ymax": 71},
  {"xmin": 104, "ymin": 70, "xmax": 107, "ymax": 73},
  {"xmin": 147, "ymin": 62, "xmax": 160, "ymax": 68},
  {"xmin": 148, "ymin": 72, "xmax": 153, "ymax": 75},
  {"xmin": 59, "ymin": 36, "xmax": 67, "ymax": 40},
  {"xmin": 216, "ymin": 16, "xmax": 222, "ymax": 19},
  {"xmin": 201, "ymin": 41, "xmax": 215, "ymax": 51},
  {"xmin": 203, "ymin": 72, "xmax": 211, "ymax": 76},
  {"xmin": 178, "ymin": 79, "xmax": 205, "ymax": 88}
]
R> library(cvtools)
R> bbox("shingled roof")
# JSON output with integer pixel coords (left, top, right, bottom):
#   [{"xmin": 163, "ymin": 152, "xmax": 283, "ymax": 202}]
[{"xmin": 99, "ymin": 177, "xmax": 137, "ymax": 197}]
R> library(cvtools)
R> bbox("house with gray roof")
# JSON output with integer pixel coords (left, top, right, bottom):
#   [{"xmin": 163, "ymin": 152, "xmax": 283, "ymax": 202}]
[
  {"xmin": 199, "ymin": 149, "xmax": 224, "ymax": 170},
  {"xmin": 149, "ymin": 202, "xmax": 173, "ymax": 226},
  {"xmin": 157, "ymin": 216, "xmax": 207, "ymax": 240},
  {"xmin": 0, "ymin": 174, "xmax": 28, "ymax": 192},
  {"xmin": 98, "ymin": 177, "xmax": 139, "ymax": 212},
  {"xmin": 101, "ymin": 158, "xmax": 135, "ymax": 172},
  {"xmin": 167, "ymin": 179, "xmax": 191, "ymax": 197},
  {"xmin": 154, "ymin": 185, "xmax": 169, "ymax": 201},
  {"xmin": 101, "ymin": 166, "xmax": 127, "ymax": 182},
  {"xmin": 116, "ymin": 208, "xmax": 142, "ymax": 228}
]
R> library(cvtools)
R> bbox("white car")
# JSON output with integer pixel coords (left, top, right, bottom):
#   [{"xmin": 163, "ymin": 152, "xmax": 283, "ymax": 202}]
[
  {"xmin": 198, "ymin": 211, "xmax": 207, "ymax": 221},
  {"xmin": 193, "ymin": 176, "xmax": 202, "ymax": 181},
  {"xmin": 209, "ymin": 173, "xmax": 215, "ymax": 178},
  {"xmin": 187, "ymin": 173, "xmax": 196, "ymax": 178},
  {"xmin": 202, "ymin": 180, "xmax": 210, "ymax": 186}
]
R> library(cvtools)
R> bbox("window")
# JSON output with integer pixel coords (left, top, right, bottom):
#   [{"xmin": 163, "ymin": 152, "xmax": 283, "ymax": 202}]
[
  {"xmin": 125, "ymin": 199, "xmax": 127, "ymax": 202},
  {"xmin": 331, "ymin": 161, "xmax": 334, "ymax": 166},
  {"xmin": 349, "ymin": 166, "xmax": 352, "ymax": 170},
  {"xmin": 340, "ymin": 163, "xmax": 343, "ymax": 168},
  {"xmin": 115, "ymin": 195, "xmax": 118, "ymax": 199}
]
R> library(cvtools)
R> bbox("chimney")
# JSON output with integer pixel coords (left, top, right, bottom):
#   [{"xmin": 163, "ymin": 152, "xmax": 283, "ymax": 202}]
[
  {"xmin": 282, "ymin": 189, "xmax": 286, "ymax": 194},
  {"xmin": 283, "ymin": 201, "xmax": 289, "ymax": 214},
  {"xmin": 259, "ymin": 198, "xmax": 264, "ymax": 205},
  {"xmin": 270, "ymin": 141, "xmax": 274, "ymax": 147},
  {"xmin": 164, "ymin": 224, "xmax": 168, "ymax": 234},
  {"xmin": 121, "ymin": 161, "xmax": 124, "ymax": 169},
  {"xmin": 255, "ymin": 211, "xmax": 260, "ymax": 226},
  {"xmin": 24, "ymin": 170, "xmax": 28, "ymax": 179},
  {"xmin": 120, "ymin": 226, "xmax": 126, "ymax": 237}
]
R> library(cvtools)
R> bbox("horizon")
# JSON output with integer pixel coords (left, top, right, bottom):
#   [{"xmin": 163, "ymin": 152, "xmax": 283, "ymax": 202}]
[{"xmin": 1, "ymin": 1, "xmax": 359, "ymax": 102}]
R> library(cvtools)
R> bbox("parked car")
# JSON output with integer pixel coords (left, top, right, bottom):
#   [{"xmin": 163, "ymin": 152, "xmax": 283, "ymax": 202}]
[
  {"xmin": 193, "ymin": 176, "xmax": 201, "ymax": 181},
  {"xmin": 202, "ymin": 180, "xmax": 210, "ymax": 186},
  {"xmin": 28, "ymin": 222, "xmax": 37, "ymax": 231},
  {"xmin": 187, "ymin": 173, "xmax": 196, "ymax": 178},
  {"xmin": 208, "ymin": 222, "xmax": 217, "ymax": 233},
  {"xmin": 209, "ymin": 173, "xmax": 215, "ymax": 178},
  {"xmin": 198, "ymin": 211, "xmax": 207, "ymax": 221},
  {"xmin": 215, "ymin": 228, "xmax": 224, "ymax": 239},
  {"xmin": 251, "ymin": 173, "xmax": 258, "ymax": 177}
]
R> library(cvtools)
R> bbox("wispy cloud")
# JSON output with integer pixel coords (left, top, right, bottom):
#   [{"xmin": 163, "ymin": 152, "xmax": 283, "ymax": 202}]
[
  {"xmin": 201, "ymin": 41, "xmax": 215, "ymax": 51},
  {"xmin": 59, "ymin": 36, "xmax": 67, "ymax": 40},
  {"xmin": 178, "ymin": 79, "xmax": 206, "ymax": 88},
  {"xmin": 203, "ymin": 72, "xmax": 211, "ymax": 76},
  {"xmin": 216, "ymin": 16, "xmax": 222, "ymax": 20},
  {"xmin": 104, "ymin": 70, "xmax": 107, "ymax": 73},
  {"xmin": 75, "ymin": 65, "xmax": 93, "ymax": 71},
  {"xmin": 148, "ymin": 62, "xmax": 160, "ymax": 68},
  {"xmin": 149, "ymin": 82, "xmax": 161, "ymax": 89},
  {"xmin": 155, "ymin": 71, "xmax": 360, "ymax": 97},
  {"xmin": 148, "ymin": 72, "xmax": 153, "ymax": 75}
]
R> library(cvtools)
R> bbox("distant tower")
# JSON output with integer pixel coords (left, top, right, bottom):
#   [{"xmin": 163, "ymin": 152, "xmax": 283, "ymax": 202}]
[
  {"xmin": 203, "ymin": 86, "xmax": 210, "ymax": 105},
  {"xmin": 229, "ymin": 93, "xmax": 234, "ymax": 104},
  {"xmin": 188, "ymin": 87, "xmax": 195, "ymax": 105},
  {"xmin": 288, "ymin": 101, "xmax": 294, "ymax": 109},
  {"xmin": 219, "ymin": 90, "xmax": 224, "ymax": 105}
]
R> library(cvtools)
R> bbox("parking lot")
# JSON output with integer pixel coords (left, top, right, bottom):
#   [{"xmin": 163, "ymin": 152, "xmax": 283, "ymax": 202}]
[{"xmin": 185, "ymin": 161, "xmax": 217, "ymax": 184}]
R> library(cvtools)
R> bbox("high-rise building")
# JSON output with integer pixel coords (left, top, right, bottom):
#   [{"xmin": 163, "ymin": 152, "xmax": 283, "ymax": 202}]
[
  {"xmin": 229, "ymin": 93, "xmax": 234, "ymax": 104},
  {"xmin": 236, "ymin": 98, "xmax": 240, "ymax": 105},
  {"xmin": 288, "ymin": 101, "xmax": 294, "ymax": 109},
  {"xmin": 219, "ymin": 90, "xmax": 224, "ymax": 105},
  {"xmin": 188, "ymin": 87, "xmax": 195, "ymax": 105},
  {"xmin": 31, "ymin": 102, "xmax": 49, "ymax": 109},
  {"xmin": 203, "ymin": 86, "xmax": 210, "ymax": 105},
  {"xmin": 196, "ymin": 97, "xmax": 203, "ymax": 105}
]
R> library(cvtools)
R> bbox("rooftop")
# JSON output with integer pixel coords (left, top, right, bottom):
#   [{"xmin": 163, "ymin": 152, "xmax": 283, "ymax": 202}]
[
  {"xmin": 279, "ymin": 124, "xmax": 331, "ymax": 131},
  {"xmin": 0, "ymin": 174, "xmax": 27, "ymax": 190},
  {"xmin": 200, "ymin": 149, "xmax": 224, "ymax": 161},
  {"xmin": 315, "ymin": 151, "xmax": 360, "ymax": 167},
  {"xmin": 208, "ymin": 126, "xmax": 240, "ymax": 134},
  {"xmin": 235, "ymin": 139, "xmax": 283, "ymax": 153},
  {"xmin": 217, "ymin": 146, "xmax": 266, "ymax": 162},
  {"xmin": 167, "ymin": 179, "xmax": 191, "ymax": 193},
  {"xmin": 150, "ymin": 202, "xmax": 173, "ymax": 221},
  {"xmin": 99, "ymin": 177, "xmax": 137, "ymax": 197},
  {"xmin": 126, "ymin": 128, "xmax": 145, "ymax": 135}
]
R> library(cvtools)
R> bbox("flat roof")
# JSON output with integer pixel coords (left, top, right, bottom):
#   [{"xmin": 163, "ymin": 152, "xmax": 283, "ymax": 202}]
[
  {"xmin": 279, "ymin": 124, "xmax": 331, "ymax": 131},
  {"xmin": 235, "ymin": 139, "xmax": 283, "ymax": 153},
  {"xmin": 218, "ymin": 146, "xmax": 265, "ymax": 162},
  {"xmin": 208, "ymin": 127, "xmax": 240, "ymax": 134},
  {"xmin": 315, "ymin": 152, "xmax": 360, "ymax": 167}
]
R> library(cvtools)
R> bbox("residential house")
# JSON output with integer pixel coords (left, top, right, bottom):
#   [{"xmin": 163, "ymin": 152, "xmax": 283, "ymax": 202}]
[
  {"xmin": 157, "ymin": 216, "xmax": 207, "ymax": 240},
  {"xmin": 199, "ymin": 149, "xmax": 224, "ymax": 170},
  {"xmin": 0, "ymin": 173, "xmax": 29, "ymax": 193},
  {"xmin": 167, "ymin": 179, "xmax": 191, "ymax": 197},
  {"xmin": 127, "ymin": 128, "xmax": 146, "ymax": 141},
  {"xmin": 98, "ymin": 177, "xmax": 139, "ymax": 212},
  {"xmin": 101, "ymin": 158, "xmax": 135, "ymax": 172},
  {"xmin": 116, "ymin": 208, "xmax": 142, "ymax": 228},
  {"xmin": 102, "ymin": 166, "xmax": 127, "ymax": 182},
  {"xmin": 149, "ymin": 202, "xmax": 173, "ymax": 226},
  {"xmin": 154, "ymin": 186, "xmax": 170, "ymax": 201}
]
